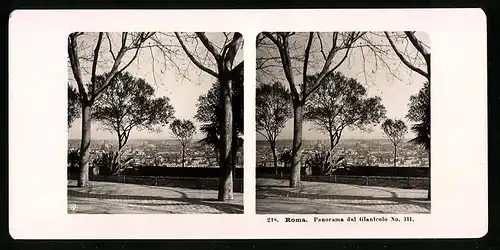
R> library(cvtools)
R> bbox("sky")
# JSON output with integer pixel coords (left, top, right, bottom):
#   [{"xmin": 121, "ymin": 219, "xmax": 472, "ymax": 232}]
[
  {"xmin": 68, "ymin": 32, "xmax": 243, "ymax": 140},
  {"xmin": 256, "ymin": 32, "xmax": 430, "ymax": 140},
  {"xmin": 68, "ymin": 31, "xmax": 430, "ymax": 142}
]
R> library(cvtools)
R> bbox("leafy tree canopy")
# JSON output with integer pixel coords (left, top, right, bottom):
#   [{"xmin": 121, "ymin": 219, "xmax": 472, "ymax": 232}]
[
  {"xmin": 304, "ymin": 71, "xmax": 386, "ymax": 148},
  {"xmin": 256, "ymin": 82, "xmax": 293, "ymax": 142},
  {"xmin": 93, "ymin": 71, "xmax": 175, "ymax": 136},
  {"xmin": 194, "ymin": 66, "xmax": 244, "ymax": 151},
  {"xmin": 92, "ymin": 71, "xmax": 175, "ymax": 171},
  {"xmin": 170, "ymin": 119, "xmax": 196, "ymax": 146},
  {"xmin": 381, "ymin": 119, "xmax": 408, "ymax": 146},
  {"xmin": 68, "ymin": 84, "xmax": 81, "ymax": 128},
  {"xmin": 406, "ymin": 82, "xmax": 430, "ymax": 150}
]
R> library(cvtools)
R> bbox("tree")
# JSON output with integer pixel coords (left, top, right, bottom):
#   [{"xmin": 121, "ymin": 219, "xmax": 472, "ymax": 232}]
[
  {"xmin": 256, "ymin": 31, "xmax": 431, "ymax": 186},
  {"xmin": 68, "ymin": 84, "xmax": 80, "ymax": 128},
  {"xmin": 381, "ymin": 119, "xmax": 408, "ymax": 176},
  {"xmin": 169, "ymin": 119, "xmax": 196, "ymax": 168},
  {"xmin": 257, "ymin": 32, "xmax": 365, "ymax": 187},
  {"xmin": 92, "ymin": 71, "xmax": 175, "ymax": 172},
  {"xmin": 407, "ymin": 82, "xmax": 430, "ymax": 199},
  {"xmin": 175, "ymin": 32, "xmax": 243, "ymax": 201},
  {"xmin": 407, "ymin": 82, "xmax": 430, "ymax": 150},
  {"xmin": 304, "ymin": 71, "xmax": 386, "ymax": 150},
  {"xmin": 256, "ymin": 82, "xmax": 292, "ymax": 174},
  {"xmin": 195, "ymin": 71, "xmax": 244, "ymax": 172},
  {"xmin": 195, "ymin": 82, "xmax": 222, "ymax": 153},
  {"xmin": 68, "ymin": 32, "xmax": 157, "ymax": 187}
]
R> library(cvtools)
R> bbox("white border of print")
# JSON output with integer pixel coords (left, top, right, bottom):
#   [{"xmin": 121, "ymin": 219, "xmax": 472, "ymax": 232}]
[{"xmin": 9, "ymin": 9, "xmax": 487, "ymax": 239}]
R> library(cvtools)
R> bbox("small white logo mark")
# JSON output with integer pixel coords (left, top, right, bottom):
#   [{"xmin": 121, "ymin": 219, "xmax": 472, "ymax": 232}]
[{"xmin": 68, "ymin": 204, "xmax": 78, "ymax": 213}]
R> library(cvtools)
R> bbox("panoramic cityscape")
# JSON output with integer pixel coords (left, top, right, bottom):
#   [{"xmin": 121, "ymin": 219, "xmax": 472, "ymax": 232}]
[
  {"xmin": 67, "ymin": 31, "xmax": 244, "ymax": 214},
  {"xmin": 255, "ymin": 31, "xmax": 431, "ymax": 214},
  {"xmin": 256, "ymin": 139, "xmax": 429, "ymax": 168},
  {"xmin": 68, "ymin": 139, "xmax": 244, "ymax": 168},
  {"xmin": 8, "ymin": 10, "xmax": 488, "ymax": 241},
  {"xmin": 66, "ymin": 30, "xmax": 431, "ymax": 215}
]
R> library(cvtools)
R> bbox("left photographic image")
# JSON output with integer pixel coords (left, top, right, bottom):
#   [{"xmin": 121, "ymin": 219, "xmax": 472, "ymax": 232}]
[{"xmin": 67, "ymin": 32, "xmax": 244, "ymax": 214}]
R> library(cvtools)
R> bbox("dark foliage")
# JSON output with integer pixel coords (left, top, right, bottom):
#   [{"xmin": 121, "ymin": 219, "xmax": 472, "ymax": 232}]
[
  {"xmin": 407, "ymin": 82, "xmax": 430, "ymax": 151},
  {"xmin": 194, "ymin": 66, "xmax": 244, "ymax": 153},
  {"xmin": 304, "ymin": 150, "xmax": 347, "ymax": 176},
  {"xmin": 305, "ymin": 72, "xmax": 386, "ymax": 149},
  {"xmin": 93, "ymin": 71, "xmax": 175, "ymax": 169},
  {"xmin": 67, "ymin": 84, "xmax": 80, "ymax": 128}
]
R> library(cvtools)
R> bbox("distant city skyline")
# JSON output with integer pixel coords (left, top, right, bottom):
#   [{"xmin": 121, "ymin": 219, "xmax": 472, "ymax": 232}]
[{"xmin": 67, "ymin": 137, "xmax": 394, "ymax": 142}]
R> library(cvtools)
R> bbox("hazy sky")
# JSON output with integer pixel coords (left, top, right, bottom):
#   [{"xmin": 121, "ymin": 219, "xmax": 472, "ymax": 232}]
[
  {"xmin": 68, "ymin": 31, "xmax": 429, "ymax": 141},
  {"xmin": 256, "ymin": 32, "xmax": 430, "ymax": 140},
  {"xmin": 68, "ymin": 32, "xmax": 243, "ymax": 140}
]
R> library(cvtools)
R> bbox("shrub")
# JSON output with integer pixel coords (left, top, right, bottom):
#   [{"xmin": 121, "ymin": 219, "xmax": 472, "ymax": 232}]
[
  {"xmin": 67, "ymin": 149, "xmax": 80, "ymax": 168},
  {"xmin": 278, "ymin": 149, "xmax": 293, "ymax": 168},
  {"xmin": 305, "ymin": 150, "xmax": 347, "ymax": 176},
  {"xmin": 92, "ymin": 151, "xmax": 134, "ymax": 175}
]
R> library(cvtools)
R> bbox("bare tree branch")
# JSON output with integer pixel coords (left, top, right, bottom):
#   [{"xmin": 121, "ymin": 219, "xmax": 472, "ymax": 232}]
[
  {"xmin": 384, "ymin": 32, "xmax": 428, "ymax": 79},
  {"xmin": 317, "ymin": 33, "xmax": 328, "ymax": 60},
  {"xmin": 222, "ymin": 32, "xmax": 243, "ymax": 71},
  {"xmin": 262, "ymin": 32, "xmax": 300, "ymax": 100},
  {"xmin": 90, "ymin": 32, "xmax": 104, "ymax": 96},
  {"xmin": 256, "ymin": 130, "xmax": 271, "ymax": 142},
  {"xmin": 92, "ymin": 33, "xmax": 132, "ymax": 101},
  {"xmin": 360, "ymin": 46, "xmax": 369, "ymax": 85},
  {"xmin": 304, "ymin": 33, "xmax": 358, "ymax": 99},
  {"xmin": 117, "ymin": 45, "xmax": 141, "ymax": 74},
  {"xmin": 302, "ymin": 32, "xmax": 314, "ymax": 98},
  {"xmin": 196, "ymin": 32, "xmax": 222, "ymax": 61},
  {"xmin": 67, "ymin": 33, "xmax": 89, "ymax": 102},
  {"xmin": 405, "ymin": 31, "xmax": 431, "ymax": 79},
  {"xmin": 121, "ymin": 32, "xmax": 128, "ymax": 48},
  {"xmin": 405, "ymin": 31, "xmax": 430, "ymax": 58},
  {"xmin": 174, "ymin": 32, "xmax": 218, "ymax": 78},
  {"xmin": 105, "ymin": 33, "xmax": 117, "ymax": 60}
]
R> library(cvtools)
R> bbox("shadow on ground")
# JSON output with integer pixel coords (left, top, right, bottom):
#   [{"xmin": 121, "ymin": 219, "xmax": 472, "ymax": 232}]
[
  {"xmin": 68, "ymin": 183, "xmax": 243, "ymax": 214},
  {"xmin": 69, "ymin": 175, "xmax": 245, "ymax": 193},
  {"xmin": 256, "ymin": 185, "xmax": 430, "ymax": 211}
]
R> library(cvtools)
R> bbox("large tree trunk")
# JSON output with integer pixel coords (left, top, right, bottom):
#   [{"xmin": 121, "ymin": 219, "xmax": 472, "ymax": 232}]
[
  {"xmin": 290, "ymin": 102, "xmax": 304, "ymax": 187},
  {"xmin": 270, "ymin": 141, "xmax": 278, "ymax": 175},
  {"xmin": 78, "ymin": 103, "xmax": 92, "ymax": 187},
  {"xmin": 231, "ymin": 126, "xmax": 238, "ymax": 188},
  {"xmin": 218, "ymin": 77, "xmax": 233, "ymax": 201}
]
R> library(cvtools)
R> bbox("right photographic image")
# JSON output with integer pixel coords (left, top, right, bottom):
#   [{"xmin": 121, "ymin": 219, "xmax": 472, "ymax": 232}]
[{"xmin": 255, "ymin": 31, "xmax": 431, "ymax": 214}]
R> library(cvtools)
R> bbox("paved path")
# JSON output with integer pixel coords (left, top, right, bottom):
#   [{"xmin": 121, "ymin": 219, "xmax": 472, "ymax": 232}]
[
  {"xmin": 67, "ymin": 180, "xmax": 243, "ymax": 214},
  {"xmin": 256, "ymin": 178, "xmax": 430, "ymax": 214}
]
